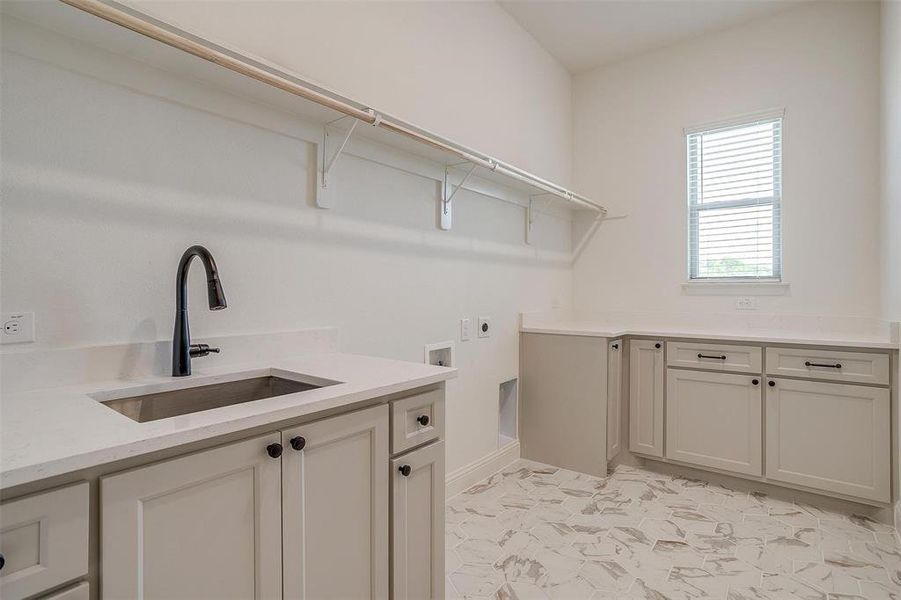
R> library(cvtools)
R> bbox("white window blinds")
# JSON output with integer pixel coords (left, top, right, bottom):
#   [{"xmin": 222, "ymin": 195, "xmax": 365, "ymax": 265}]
[{"xmin": 687, "ymin": 116, "xmax": 782, "ymax": 281}]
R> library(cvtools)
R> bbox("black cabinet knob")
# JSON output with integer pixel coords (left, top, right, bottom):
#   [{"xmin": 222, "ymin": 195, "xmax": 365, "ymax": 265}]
[
  {"xmin": 417, "ymin": 415, "xmax": 430, "ymax": 427},
  {"xmin": 399, "ymin": 464, "xmax": 412, "ymax": 477},
  {"xmin": 752, "ymin": 379, "xmax": 759, "ymax": 386},
  {"xmin": 290, "ymin": 436, "xmax": 306, "ymax": 451},
  {"xmin": 611, "ymin": 343, "xmax": 619, "ymax": 350},
  {"xmin": 768, "ymin": 380, "xmax": 776, "ymax": 387},
  {"xmin": 266, "ymin": 443, "xmax": 283, "ymax": 458},
  {"xmin": 0, "ymin": 553, "xmax": 5, "ymax": 571},
  {"xmin": 655, "ymin": 343, "xmax": 661, "ymax": 349}
]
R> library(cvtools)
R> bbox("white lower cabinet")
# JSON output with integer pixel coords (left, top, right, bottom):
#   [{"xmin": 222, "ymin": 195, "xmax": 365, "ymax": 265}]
[
  {"xmin": 765, "ymin": 377, "xmax": 891, "ymax": 503},
  {"xmin": 101, "ymin": 433, "xmax": 284, "ymax": 600},
  {"xmin": 391, "ymin": 442, "xmax": 445, "ymax": 600},
  {"xmin": 282, "ymin": 404, "xmax": 389, "ymax": 600},
  {"xmin": 100, "ymin": 398, "xmax": 443, "ymax": 600},
  {"xmin": 666, "ymin": 369, "xmax": 762, "ymax": 477},
  {"xmin": 629, "ymin": 340, "xmax": 664, "ymax": 457}
]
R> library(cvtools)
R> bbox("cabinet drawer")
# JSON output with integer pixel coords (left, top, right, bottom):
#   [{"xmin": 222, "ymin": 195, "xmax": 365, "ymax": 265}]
[
  {"xmin": 765, "ymin": 347, "xmax": 890, "ymax": 385},
  {"xmin": 391, "ymin": 389, "xmax": 444, "ymax": 455},
  {"xmin": 667, "ymin": 341, "xmax": 762, "ymax": 373},
  {"xmin": 0, "ymin": 483, "xmax": 89, "ymax": 600},
  {"xmin": 40, "ymin": 582, "xmax": 89, "ymax": 600}
]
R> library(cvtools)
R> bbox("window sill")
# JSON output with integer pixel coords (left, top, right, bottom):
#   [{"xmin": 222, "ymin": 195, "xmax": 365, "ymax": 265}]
[{"xmin": 681, "ymin": 281, "xmax": 791, "ymax": 296}]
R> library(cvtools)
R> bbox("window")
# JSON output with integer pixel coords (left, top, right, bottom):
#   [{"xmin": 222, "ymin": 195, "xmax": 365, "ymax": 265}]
[{"xmin": 687, "ymin": 115, "xmax": 782, "ymax": 281}]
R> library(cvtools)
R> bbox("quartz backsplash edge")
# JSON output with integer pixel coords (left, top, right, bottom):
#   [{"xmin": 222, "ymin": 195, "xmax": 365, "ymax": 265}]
[{"xmin": 0, "ymin": 328, "xmax": 339, "ymax": 395}]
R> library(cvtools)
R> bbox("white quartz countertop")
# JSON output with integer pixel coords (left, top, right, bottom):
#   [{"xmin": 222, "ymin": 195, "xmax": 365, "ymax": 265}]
[
  {"xmin": 521, "ymin": 318, "xmax": 899, "ymax": 350},
  {"xmin": 0, "ymin": 353, "xmax": 456, "ymax": 490}
]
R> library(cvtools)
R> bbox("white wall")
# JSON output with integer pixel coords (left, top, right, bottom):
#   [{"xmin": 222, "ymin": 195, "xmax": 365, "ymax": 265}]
[
  {"xmin": 125, "ymin": 0, "xmax": 573, "ymax": 185},
  {"xmin": 572, "ymin": 2, "xmax": 882, "ymax": 319},
  {"xmin": 0, "ymin": 6, "xmax": 573, "ymax": 475},
  {"xmin": 883, "ymin": 0, "xmax": 901, "ymax": 323}
]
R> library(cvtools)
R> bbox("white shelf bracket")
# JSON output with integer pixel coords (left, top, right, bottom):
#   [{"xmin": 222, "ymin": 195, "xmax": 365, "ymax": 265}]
[
  {"xmin": 526, "ymin": 193, "xmax": 554, "ymax": 244},
  {"xmin": 440, "ymin": 162, "xmax": 477, "ymax": 231},
  {"xmin": 316, "ymin": 112, "xmax": 380, "ymax": 208}
]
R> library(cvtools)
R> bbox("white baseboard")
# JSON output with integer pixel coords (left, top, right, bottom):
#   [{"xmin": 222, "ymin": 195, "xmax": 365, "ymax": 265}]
[{"xmin": 445, "ymin": 441, "xmax": 520, "ymax": 499}]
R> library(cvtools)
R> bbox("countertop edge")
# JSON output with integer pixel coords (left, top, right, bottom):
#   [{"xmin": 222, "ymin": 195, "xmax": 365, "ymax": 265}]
[{"xmin": 520, "ymin": 326, "xmax": 899, "ymax": 350}]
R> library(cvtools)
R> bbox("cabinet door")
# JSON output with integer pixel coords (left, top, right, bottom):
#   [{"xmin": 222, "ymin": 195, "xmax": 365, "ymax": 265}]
[
  {"xmin": 282, "ymin": 404, "xmax": 389, "ymax": 600},
  {"xmin": 391, "ymin": 442, "xmax": 445, "ymax": 600},
  {"xmin": 766, "ymin": 378, "xmax": 891, "ymax": 503},
  {"xmin": 102, "ymin": 433, "xmax": 282, "ymax": 600},
  {"xmin": 666, "ymin": 370, "xmax": 762, "ymax": 476},
  {"xmin": 607, "ymin": 339, "xmax": 623, "ymax": 460},
  {"xmin": 629, "ymin": 340, "xmax": 664, "ymax": 457}
]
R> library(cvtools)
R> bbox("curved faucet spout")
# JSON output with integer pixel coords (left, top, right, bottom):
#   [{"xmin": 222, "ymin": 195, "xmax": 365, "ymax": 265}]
[{"xmin": 172, "ymin": 245, "xmax": 227, "ymax": 377}]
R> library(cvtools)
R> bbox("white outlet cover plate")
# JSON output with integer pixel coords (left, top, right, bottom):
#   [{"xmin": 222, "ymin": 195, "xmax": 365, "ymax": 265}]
[
  {"xmin": 460, "ymin": 318, "xmax": 471, "ymax": 341},
  {"xmin": 735, "ymin": 297, "xmax": 758, "ymax": 310},
  {"xmin": 478, "ymin": 316, "xmax": 491, "ymax": 338},
  {"xmin": 1, "ymin": 312, "xmax": 35, "ymax": 344}
]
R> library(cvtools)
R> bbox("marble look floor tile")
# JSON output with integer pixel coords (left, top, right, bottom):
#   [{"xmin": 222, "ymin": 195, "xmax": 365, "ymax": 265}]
[
  {"xmin": 458, "ymin": 539, "xmax": 505, "ymax": 565},
  {"xmin": 653, "ymin": 539, "xmax": 706, "ymax": 568},
  {"xmin": 497, "ymin": 581, "xmax": 550, "ymax": 600},
  {"xmin": 449, "ymin": 563, "xmax": 504, "ymax": 596},
  {"xmin": 445, "ymin": 459, "xmax": 901, "ymax": 600},
  {"xmin": 578, "ymin": 559, "xmax": 635, "ymax": 591},
  {"xmin": 794, "ymin": 561, "xmax": 862, "ymax": 595}
]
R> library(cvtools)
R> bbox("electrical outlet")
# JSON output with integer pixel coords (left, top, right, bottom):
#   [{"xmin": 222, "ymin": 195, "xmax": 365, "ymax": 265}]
[
  {"xmin": 460, "ymin": 318, "xmax": 471, "ymax": 341},
  {"xmin": 735, "ymin": 297, "xmax": 758, "ymax": 311},
  {"xmin": 478, "ymin": 316, "xmax": 491, "ymax": 338},
  {"xmin": 1, "ymin": 312, "xmax": 35, "ymax": 344}
]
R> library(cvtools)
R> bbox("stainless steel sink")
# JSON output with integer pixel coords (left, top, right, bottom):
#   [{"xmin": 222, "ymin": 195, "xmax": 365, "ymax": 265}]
[{"xmin": 99, "ymin": 374, "xmax": 338, "ymax": 423}]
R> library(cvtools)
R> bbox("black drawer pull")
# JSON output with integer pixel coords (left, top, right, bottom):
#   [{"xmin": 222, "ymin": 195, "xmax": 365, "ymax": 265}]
[
  {"xmin": 805, "ymin": 361, "xmax": 842, "ymax": 369},
  {"xmin": 698, "ymin": 353, "xmax": 727, "ymax": 360},
  {"xmin": 399, "ymin": 464, "xmax": 412, "ymax": 477}
]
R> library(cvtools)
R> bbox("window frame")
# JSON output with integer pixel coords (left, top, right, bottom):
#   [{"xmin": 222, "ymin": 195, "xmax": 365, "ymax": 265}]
[{"xmin": 685, "ymin": 112, "xmax": 784, "ymax": 283}]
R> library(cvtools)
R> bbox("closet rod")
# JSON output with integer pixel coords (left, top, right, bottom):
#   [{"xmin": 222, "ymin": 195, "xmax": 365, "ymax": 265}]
[{"xmin": 59, "ymin": 0, "xmax": 606, "ymax": 214}]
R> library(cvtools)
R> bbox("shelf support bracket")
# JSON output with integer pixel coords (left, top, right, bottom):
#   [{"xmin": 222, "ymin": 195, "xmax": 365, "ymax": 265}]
[
  {"xmin": 526, "ymin": 193, "xmax": 554, "ymax": 244},
  {"xmin": 440, "ymin": 162, "xmax": 477, "ymax": 231},
  {"xmin": 316, "ymin": 116, "xmax": 361, "ymax": 208}
]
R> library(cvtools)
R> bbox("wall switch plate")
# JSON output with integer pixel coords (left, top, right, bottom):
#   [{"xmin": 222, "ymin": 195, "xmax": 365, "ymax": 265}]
[
  {"xmin": 478, "ymin": 316, "xmax": 491, "ymax": 338},
  {"xmin": 1, "ymin": 312, "xmax": 35, "ymax": 344},
  {"xmin": 460, "ymin": 318, "xmax": 471, "ymax": 341},
  {"xmin": 735, "ymin": 297, "xmax": 758, "ymax": 310}
]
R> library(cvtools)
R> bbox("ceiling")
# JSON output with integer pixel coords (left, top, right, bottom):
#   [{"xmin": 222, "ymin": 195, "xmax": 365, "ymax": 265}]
[{"xmin": 498, "ymin": 1, "xmax": 806, "ymax": 73}]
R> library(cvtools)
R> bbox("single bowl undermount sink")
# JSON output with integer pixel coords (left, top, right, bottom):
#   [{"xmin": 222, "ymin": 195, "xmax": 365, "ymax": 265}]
[{"xmin": 95, "ymin": 371, "xmax": 340, "ymax": 423}]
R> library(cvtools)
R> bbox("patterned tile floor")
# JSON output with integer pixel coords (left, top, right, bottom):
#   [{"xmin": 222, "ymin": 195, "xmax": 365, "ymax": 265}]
[{"xmin": 445, "ymin": 460, "xmax": 901, "ymax": 600}]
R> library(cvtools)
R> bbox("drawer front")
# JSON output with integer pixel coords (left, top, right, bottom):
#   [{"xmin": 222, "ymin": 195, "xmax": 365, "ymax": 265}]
[
  {"xmin": 391, "ymin": 389, "xmax": 444, "ymax": 455},
  {"xmin": 667, "ymin": 341, "xmax": 762, "ymax": 373},
  {"xmin": 765, "ymin": 378, "xmax": 891, "ymax": 503},
  {"xmin": 765, "ymin": 347, "xmax": 890, "ymax": 385},
  {"xmin": 0, "ymin": 483, "xmax": 89, "ymax": 600},
  {"xmin": 41, "ymin": 582, "xmax": 89, "ymax": 600}
]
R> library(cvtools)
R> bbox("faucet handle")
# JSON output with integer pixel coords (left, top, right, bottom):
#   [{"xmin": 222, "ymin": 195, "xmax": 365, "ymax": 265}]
[{"xmin": 189, "ymin": 343, "xmax": 220, "ymax": 358}]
